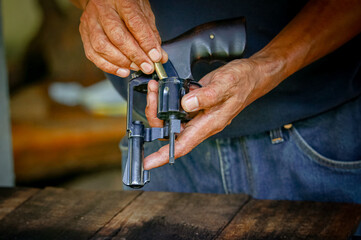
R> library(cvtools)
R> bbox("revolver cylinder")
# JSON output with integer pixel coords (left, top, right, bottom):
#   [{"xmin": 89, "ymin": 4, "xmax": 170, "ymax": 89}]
[{"xmin": 157, "ymin": 77, "xmax": 189, "ymax": 121}]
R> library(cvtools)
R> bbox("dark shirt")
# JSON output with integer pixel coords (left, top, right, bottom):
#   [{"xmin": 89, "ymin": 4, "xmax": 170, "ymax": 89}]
[{"xmin": 108, "ymin": 0, "xmax": 361, "ymax": 137}]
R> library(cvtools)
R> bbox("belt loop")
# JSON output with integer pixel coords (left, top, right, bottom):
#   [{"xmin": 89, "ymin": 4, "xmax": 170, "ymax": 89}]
[{"xmin": 269, "ymin": 127, "xmax": 284, "ymax": 144}]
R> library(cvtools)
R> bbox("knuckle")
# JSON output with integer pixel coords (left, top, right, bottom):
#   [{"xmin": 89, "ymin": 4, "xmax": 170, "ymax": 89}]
[
  {"xmin": 113, "ymin": 38, "xmax": 146, "ymax": 64},
  {"xmin": 239, "ymin": 60, "xmax": 255, "ymax": 72},
  {"xmin": 139, "ymin": 35, "xmax": 157, "ymax": 51},
  {"xmin": 138, "ymin": 33, "xmax": 154, "ymax": 47},
  {"xmin": 116, "ymin": 58, "xmax": 131, "ymax": 68},
  {"xmin": 224, "ymin": 73, "xmax": 238, "ymax": 90},
  {"xmin": 98, "ymin": 62, "xmax": 115, "ymax": 74},
  {"xmin": 127, "ymin": 14, "xmax": 144, "ymax": 30},
  {"xmin": 126, "ymin": 16, "xmax": 156, "ymax": 50},
  {"xmin": 225, "ymin": 72, "xmax": 238, "ymax": 83},
  {"xmin": 92, "ymin": 38, "xmax": 107, "ymax": 53},
  {"xmin": 118, "ymin": 0, "xmax": 134, "ymax": 10},
  {"xmin": 202, "ymin": 88, "xmax": 219, "ymax": 104},
  {"xmin": 108, "ymin": 26, "xmax": 127, "ymax": 46},
  {"xmin": 128, "ymin": 51, "xmax": 146, "ymax": 64}
]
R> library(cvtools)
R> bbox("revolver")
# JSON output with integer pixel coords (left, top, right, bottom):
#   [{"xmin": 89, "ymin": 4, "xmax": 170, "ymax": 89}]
[{"xmin": 108, "ymin": 17, "xmax": 246, "ymax": 188}]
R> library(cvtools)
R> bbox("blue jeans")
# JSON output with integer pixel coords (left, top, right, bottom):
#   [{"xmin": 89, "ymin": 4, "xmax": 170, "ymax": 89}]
[
  {"xmin": 121, "ymin": 94, "xmax": 361, "ymax": 235},
  {"xmin": 121, "ymin": 94, "xmax": 361, "ymax": 218},
  {"xmin": 121, "ymin": 93, "xmax": 361, "ymax": 201}
]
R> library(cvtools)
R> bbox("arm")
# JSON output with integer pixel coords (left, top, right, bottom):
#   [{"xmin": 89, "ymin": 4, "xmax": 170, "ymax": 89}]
[
  {"xmin": 251, "ymin": 0, "xmax": 361, "ymax": 96},
  {"xmin": 144, "ymin": 0, "xmax": 361, "ymax": 170},
  {"xmin": 70, "ymin": 0, "xmax": 167, "ymax": 77}
]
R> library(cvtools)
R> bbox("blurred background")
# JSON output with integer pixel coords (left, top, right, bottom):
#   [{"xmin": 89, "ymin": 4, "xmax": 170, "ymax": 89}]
[{"xmin": 3, "ymin": 0, "xmax": 127, "ymax": 190}]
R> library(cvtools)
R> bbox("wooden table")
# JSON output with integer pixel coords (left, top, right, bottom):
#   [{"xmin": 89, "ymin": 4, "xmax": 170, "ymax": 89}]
[{"xmin": 0, "ymin": 187, "xmax": 360, "ymax": 239}]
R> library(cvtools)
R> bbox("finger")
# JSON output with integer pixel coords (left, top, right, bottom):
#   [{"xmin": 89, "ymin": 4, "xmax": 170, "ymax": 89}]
[
  {"xmin": 83, "ymin": 12, "xmax": 133, "ymax": 69},
  {"xmin": 141, "ymin": 7, "xmax": 168, "ymax": 64},
  {"xmin": 99, "ymin": 8, "xmax": 154, "ymax": 74},
  {"xmin": 160, "ymin": 49, "xmax": 168, "ymax": 63},
  {"xmin": 189, "ymin": 83, "xmax": 201, "ymax": 91},
  {"xmin": 139, "ymin": 4, "xmax": 169, "ymax": 64},
  {"xmin": 181, "ymin": 82, "xmax": 225, "ymax": 112},
  {"xmin": 143, "ymin": 143, "xmax": 170, "ymax": 170},
  {"xmin": 130, "ymin": 62, "xmax": 140, "ymax": 71},
  {"xmin": 145, "ymin": 80, "xmax": 163, "ymax": 128},
  {"xmin": 117, "ymin": 1, "xmax": 163, "ymax": 63},
  {"xmin": 144, "ymin": 109, "xmax": 226, "ymax": 170},
  {"xmin": 80, "ymin": 22, "xmax": 130, "ymax": 77},
  {"xmin": 139, "ymin": 2, "xmax": 169, "ymax": 64},
  {"xmin": 141, "ymin": 0, "xmax": 162, "ymax": 44}
]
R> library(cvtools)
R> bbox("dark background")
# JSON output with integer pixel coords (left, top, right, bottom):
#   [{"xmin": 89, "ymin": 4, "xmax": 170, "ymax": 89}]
[{"xmin": 3, "ymin": 0, "xmax": 125, "ymax": 189}]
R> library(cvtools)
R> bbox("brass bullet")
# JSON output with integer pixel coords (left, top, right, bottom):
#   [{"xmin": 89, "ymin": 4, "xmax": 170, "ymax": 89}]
[{"xmin": 154, "ymin": 62, "xmax": 168, "ymax": 80}]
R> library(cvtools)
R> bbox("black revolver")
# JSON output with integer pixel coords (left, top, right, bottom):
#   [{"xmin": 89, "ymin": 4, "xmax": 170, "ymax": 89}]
[{"xmin": 108, "ymin": 17, "xmax": 246, "ymax": 188}]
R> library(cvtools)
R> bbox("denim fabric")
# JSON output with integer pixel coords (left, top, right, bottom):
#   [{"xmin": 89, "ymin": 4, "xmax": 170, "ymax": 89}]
[
  {"xmin": 121, "ymin": 94, "xmax": 361, "ymax": 234},
  {"xmin": 122, "ymin": 94, "xmax": 361, "ymax": 198}
]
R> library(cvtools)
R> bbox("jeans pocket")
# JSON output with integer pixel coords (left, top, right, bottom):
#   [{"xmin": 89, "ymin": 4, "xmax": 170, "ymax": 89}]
[{"xmin": 289, "ymin": 125, "xmax": 361, "ymax": 170}]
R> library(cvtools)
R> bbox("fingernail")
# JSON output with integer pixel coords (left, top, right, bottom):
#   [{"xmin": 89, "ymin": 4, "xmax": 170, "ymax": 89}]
[
  {"xmin": 141, "ymin": 62, "xmax": 153, "ymax": 73},
  {"xmin": 116, "ymin": 68, "xmax": 130, "ymax": 77},
  {"xmin": 148, "ymin": 48, "xmax": 161, "ymax": 62},
  {"xmin": 130, "ymin": 62, "xmax": 139, "ymax": 71},
  {"xmin": 183, "ymin": 96, "xmax": 199, "ymax": 112}
]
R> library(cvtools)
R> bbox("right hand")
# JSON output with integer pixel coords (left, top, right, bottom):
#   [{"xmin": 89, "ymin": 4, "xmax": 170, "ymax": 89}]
[{"xmin": 78, "ymin": 0, "xmax": 168, "ymax": 77}]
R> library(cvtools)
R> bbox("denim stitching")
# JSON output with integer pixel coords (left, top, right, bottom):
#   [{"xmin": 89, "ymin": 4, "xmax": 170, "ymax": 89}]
[
  {"xmin": 240, "ymin": 137, "xmax": 254, "ymax": 196},
  {"xmin": 290, "ymin": 126, "xmax": 361, "ymax": 170},
  {"xmin": 222, "ymin": 139, "xmax": 233, "ymax": 193},
  {"xmin": 216, "ymin": 139, "xmax": 229, "ymax": 194}
]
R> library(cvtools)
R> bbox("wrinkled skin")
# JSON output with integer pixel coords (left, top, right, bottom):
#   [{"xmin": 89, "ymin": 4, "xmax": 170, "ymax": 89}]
[
  {"xmin": 78, "ymin": 0, "xmax": 168, "ymax": 77},
  {"xmin": 143, "ymin": 57, "xmax": 278, "ymax": 170},
  {"xmin": 73, "ymin": 0, "xmax": 361, "ymax": 170},
  {"xmin": 141, "ymin": 0, "xmax": 361, "ymax": 170}
]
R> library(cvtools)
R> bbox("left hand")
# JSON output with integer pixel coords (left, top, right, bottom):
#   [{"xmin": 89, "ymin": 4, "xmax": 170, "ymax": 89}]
[
  {"xmin": 142, "ymin": 0, "xmax": 361, "ymax": 170},
  {"xmin": 143, "ymin": 57, "xmax": 277, "ymax": 170}
]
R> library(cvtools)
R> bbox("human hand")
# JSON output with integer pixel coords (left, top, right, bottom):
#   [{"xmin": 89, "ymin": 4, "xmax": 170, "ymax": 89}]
[
  {"xmin": 78, "ymin": 0, "xmax": 168, "ymax": 78},
  {"xmin": 143, "ymin": 57, "xmax": 281, "ymax": 170}
]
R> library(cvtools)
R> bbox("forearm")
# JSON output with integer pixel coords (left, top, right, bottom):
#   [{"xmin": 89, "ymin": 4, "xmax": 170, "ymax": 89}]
[
  {"xmin": 144, "ymin": 0, "xmax": 361, "ymax": 168},
  {"xmin": 250, "ymin": 0, "xmax": 361, "ymax": 99}
]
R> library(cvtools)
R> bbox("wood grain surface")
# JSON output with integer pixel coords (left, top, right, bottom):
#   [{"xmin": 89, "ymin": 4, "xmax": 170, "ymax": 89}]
[
  {"xmin": 92, "ymin": 192, "xmax": 249, "ymax": 240},
  {"xmin": 0, "ymin": 187, "xmax": 140, "ymax": 240},
  {"xmin": 0, "ymin": 187, "xmax": 39, "ymax": 220},
  {"xmin": 0, "ymin": 188, "xmax": 360, "ymax": 240},
  {"xmin": 217, "ymin": 199, "xmax": 361, "ymax": 240}
]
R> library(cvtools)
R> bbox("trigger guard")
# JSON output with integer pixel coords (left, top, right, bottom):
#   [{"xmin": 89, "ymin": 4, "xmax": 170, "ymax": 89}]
[{"xmin": 134, "ymin": 83, "xmax": 148, "ymax": 93}]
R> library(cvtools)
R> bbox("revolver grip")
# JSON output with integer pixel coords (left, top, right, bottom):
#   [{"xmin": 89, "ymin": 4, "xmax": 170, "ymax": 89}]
[{"xmin": 162, "ymin": 17, "xmax": 246, "ymax": 80}]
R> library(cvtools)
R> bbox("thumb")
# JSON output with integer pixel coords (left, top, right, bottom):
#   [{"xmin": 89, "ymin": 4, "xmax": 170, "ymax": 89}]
[{"xmin": 181, "ymin": 84, "xmax": 223, "ymax": 112}]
